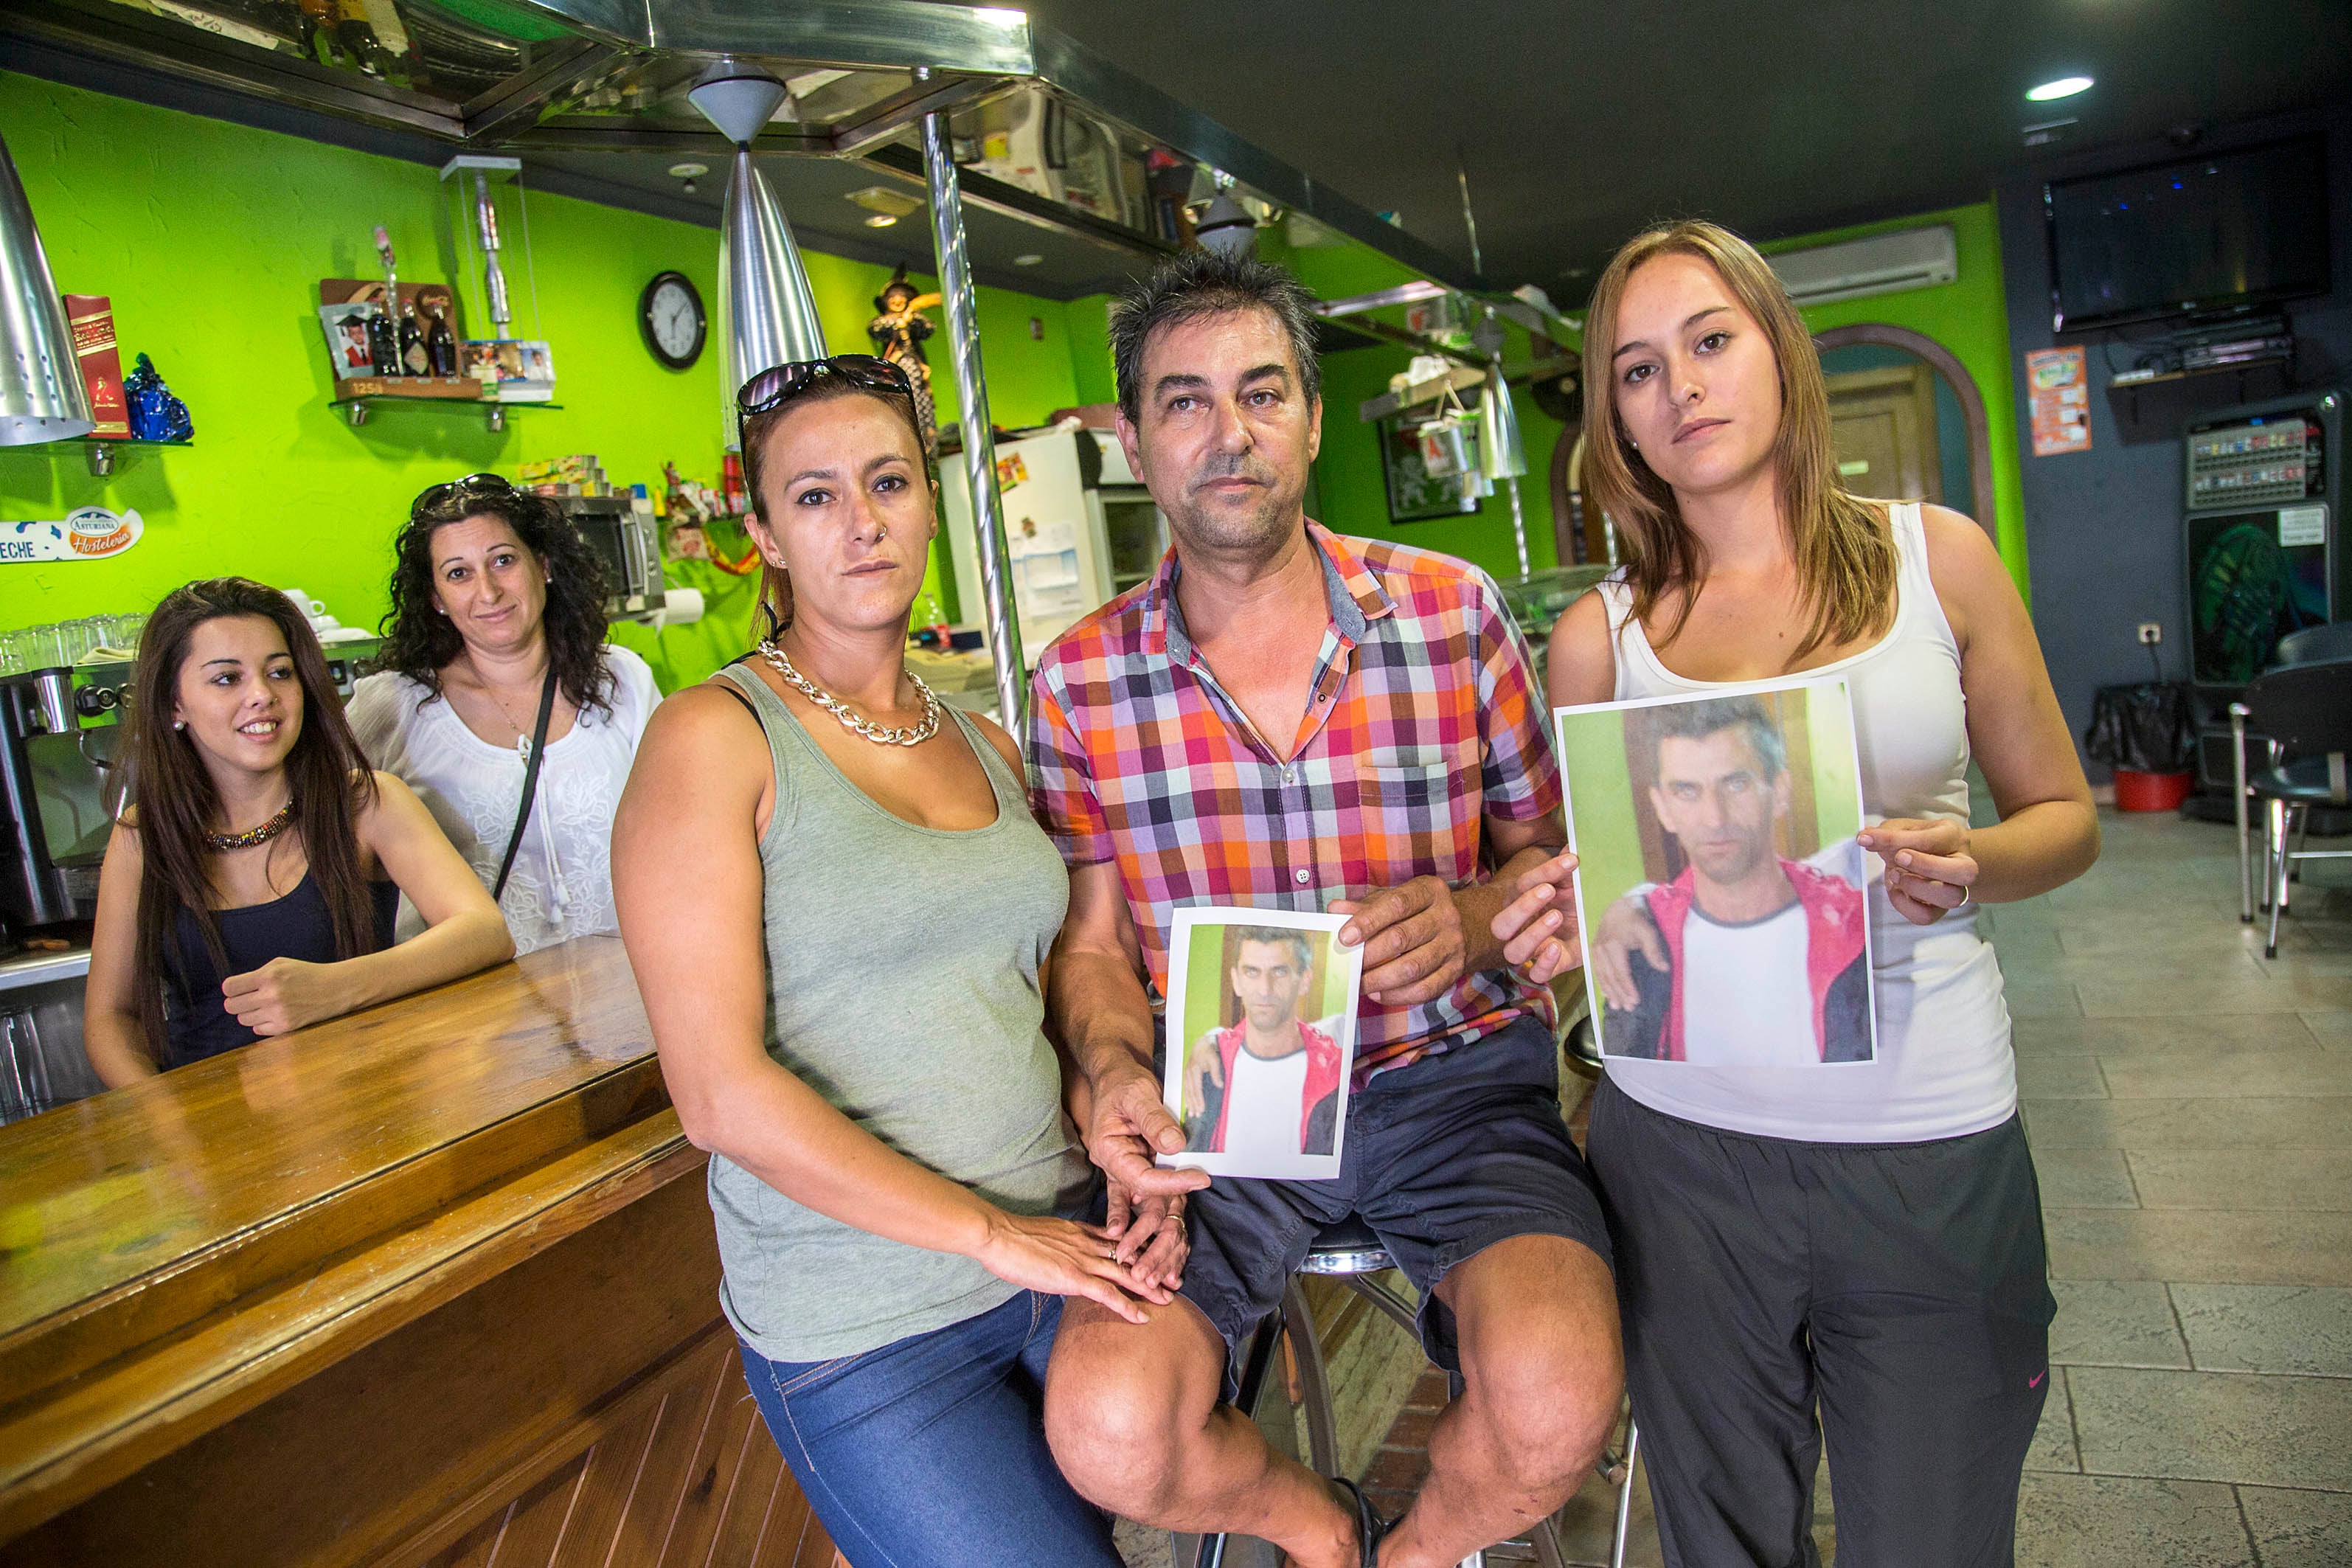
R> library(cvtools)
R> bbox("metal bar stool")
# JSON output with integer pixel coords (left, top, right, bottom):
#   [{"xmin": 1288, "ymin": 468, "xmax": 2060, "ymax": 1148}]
[{"xmin": 1180, "ymin": 1215, "xmax": 1637, "ymax": 1568}]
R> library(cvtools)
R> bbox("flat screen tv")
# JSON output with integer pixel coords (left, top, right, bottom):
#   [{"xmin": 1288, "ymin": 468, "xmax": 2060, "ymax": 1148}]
[{"xmin": 2047, "ymin": 139, "xmax": 2332, "ymax": 332}]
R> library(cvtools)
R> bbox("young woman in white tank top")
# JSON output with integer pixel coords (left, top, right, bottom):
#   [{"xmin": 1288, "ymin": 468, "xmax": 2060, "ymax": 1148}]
[{"xmin": 1492, "ymin": 222, "xmax": 2098, "ymax": 1567}]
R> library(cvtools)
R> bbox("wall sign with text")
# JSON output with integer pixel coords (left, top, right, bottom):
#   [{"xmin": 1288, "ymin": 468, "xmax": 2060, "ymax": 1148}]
[
  {"xmin": 1, "ymin": 507, "xmax": 145, "ymax": 563},
  {"xmin": 2027, "ymin": 347, "xmax": 2092, "ymax": 457}
]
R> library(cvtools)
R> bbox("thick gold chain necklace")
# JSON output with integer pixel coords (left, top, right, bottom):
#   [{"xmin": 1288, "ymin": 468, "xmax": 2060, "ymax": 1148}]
[
  {"xmin": 206, "ymin": 799, "xmax": 294, "ymax": 853},
  {"xmin": 757, "ymin": 639, "xmax": 941, "ymax": 747}
]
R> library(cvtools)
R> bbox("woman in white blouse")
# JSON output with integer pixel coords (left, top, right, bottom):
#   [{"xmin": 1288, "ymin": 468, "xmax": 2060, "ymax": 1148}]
[{"xmin": 350, "ymin": 475, "xmax": 657, "ymax": 955}]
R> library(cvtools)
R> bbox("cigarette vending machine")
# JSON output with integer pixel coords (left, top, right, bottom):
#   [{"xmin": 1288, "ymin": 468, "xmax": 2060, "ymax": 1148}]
[{"xmin": 2182, "ymin": 389, "xmax": 2344, "ymax": 791}]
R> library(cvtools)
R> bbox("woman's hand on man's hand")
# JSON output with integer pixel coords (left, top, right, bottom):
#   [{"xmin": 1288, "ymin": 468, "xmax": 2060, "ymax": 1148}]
[{"xmin": 971, "ymin": 1209, "xmax": 1172, "ymax": 1325}]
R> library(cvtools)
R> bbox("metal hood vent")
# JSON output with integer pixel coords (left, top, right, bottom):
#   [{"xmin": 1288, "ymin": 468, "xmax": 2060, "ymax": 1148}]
[{"xmin": 1, "ymin": 0, "xmax": 1480, "ymax": 294}]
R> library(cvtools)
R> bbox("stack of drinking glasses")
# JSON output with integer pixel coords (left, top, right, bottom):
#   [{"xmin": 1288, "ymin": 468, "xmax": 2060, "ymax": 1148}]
[{"xmin": 0, "ymin": 614, "xmax": 148, "ymax": 675}]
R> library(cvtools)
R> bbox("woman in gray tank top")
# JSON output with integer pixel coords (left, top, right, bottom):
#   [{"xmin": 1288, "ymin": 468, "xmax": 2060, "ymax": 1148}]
[
  {"xmin": 1494, "ymin": 223, "xmax": 2099, "ymax": 1567},
  {"xmin": 614, "ymin": 357, "xmax": 1182, "ymax": 1567}
]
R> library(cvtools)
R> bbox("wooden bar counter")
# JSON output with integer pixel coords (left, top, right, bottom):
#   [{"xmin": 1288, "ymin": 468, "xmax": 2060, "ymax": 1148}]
[{"xmin": 0, "ymin": 937, "xmax": 837, "ymax": 1567}]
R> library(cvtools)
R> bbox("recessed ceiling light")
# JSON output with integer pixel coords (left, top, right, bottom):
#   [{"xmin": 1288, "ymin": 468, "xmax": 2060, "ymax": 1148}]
[
  {"xmin": 845, "ymin": 184, "xmax": 923, "ymax": 218},
  {"xmin": 864, "ymin": 214, "xmax": 898, "ymax": 228},
  {"xmin": 2027, "ymin": 76, "xmax": 2094, "ymax": 102},
  {"xmin": 1013, "ymin": 254, "xmax": 1044, "ymax": 266},
  {"xmin": 667, "ymin": 162, "xmax": 709, "ymax": 181}
]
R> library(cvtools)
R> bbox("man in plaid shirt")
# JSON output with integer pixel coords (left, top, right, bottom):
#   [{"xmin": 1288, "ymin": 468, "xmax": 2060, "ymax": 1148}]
[{"xmin": 1033, "ymin": 251, "xmax": 1623, "ymax": 1568}]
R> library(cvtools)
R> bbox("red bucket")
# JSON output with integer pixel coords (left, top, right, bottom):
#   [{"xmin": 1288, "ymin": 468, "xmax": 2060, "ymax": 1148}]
[{"xmin": 2114, "ymin": 768, "xmax": 2193, "ymax": 812}]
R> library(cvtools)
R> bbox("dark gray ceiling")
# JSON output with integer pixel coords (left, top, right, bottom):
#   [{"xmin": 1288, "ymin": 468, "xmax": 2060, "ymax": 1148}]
[{"xmin": 979, "ymin": 0, "xmax": 2352, "ymax": 302}]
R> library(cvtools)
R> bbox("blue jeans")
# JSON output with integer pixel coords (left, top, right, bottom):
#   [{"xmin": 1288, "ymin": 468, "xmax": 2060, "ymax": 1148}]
[{"xmin": 738, "ymin": 1290, "xmax": 1123, "ymax": 1568}]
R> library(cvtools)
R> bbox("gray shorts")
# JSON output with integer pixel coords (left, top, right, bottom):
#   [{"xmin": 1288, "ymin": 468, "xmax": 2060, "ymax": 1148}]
[{"xmin": 1170, "ymin": 1013, "xmax": 1614, "ymax": 1401}]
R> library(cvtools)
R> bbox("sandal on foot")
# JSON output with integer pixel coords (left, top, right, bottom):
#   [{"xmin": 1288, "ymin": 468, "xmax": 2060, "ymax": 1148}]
[{"xmin": 1330, "ymin": 1477, "xmax": 1392, "ymax": 1568}]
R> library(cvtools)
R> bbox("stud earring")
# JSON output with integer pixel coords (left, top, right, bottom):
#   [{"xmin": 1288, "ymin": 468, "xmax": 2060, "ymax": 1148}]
[{"xmin": 173, "ymin": 720, "xmax": 186, "ymax": 731}]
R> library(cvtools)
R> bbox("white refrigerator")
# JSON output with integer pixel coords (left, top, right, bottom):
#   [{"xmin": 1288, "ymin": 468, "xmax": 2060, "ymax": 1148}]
[{"xmin": 938, "ymin": 427, "xmax": 1170, "ymax": 667}]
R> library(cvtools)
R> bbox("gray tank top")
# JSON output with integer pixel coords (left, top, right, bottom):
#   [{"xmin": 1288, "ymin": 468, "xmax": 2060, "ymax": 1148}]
[{"xmin": 707, "ymin": 662, "xmax": 1091, "ymax": 1364}]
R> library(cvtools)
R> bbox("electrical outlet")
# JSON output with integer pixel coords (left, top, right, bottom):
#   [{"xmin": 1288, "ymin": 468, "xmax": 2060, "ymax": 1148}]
[{"xmin": 2138, "ymin": 622, "xmax": 2163, "ymax": 646}]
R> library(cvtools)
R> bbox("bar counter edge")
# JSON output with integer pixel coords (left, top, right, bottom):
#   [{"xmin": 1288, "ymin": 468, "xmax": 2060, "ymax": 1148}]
[{"xmin": 0, "ymin": 935, "xmax": 838, "ymax": 1567}]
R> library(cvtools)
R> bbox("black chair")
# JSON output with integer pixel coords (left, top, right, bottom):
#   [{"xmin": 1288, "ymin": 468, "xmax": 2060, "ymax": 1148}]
[
  {"xmin": 2275, "ymin": 622, "xmax": 2352, "ymax": 667},
  {"xmin": 2230, "ymin": 659, "xmax": 2352, "ymax": 956},
  {"xmin": 1179, "ymin": 1214, "xmax": 1637, "ymax": 1568}
]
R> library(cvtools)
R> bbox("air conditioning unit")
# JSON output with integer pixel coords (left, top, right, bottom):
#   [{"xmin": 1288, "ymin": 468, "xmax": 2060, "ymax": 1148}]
[{"xmin": 1769, "ymin": 225, "xmax": 1958, "ymax": 306}]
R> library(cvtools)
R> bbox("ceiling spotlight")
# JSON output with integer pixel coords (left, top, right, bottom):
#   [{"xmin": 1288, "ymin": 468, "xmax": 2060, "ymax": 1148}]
[
  {"xmin": 2027, "ymin": 76, "xmax": 2094, "ymax": 102},
  {"xmin": 668, "ymin": 160, "xmax": 709, "ymax": 195},
  {"xmin": 864, "ymin": 213, "xmax": 898, "ymax": 228},
  {"xmin": 846, "ymin": 183, "xmax": 923, "ymax": 221},
  {"xmin": 1013, "ymin": 253, "xmax": 1044, "ymax": 266}
]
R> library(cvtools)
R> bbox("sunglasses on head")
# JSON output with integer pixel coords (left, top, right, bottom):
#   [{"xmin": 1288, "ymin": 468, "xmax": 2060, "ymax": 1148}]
[
  {"xmin": 736, "ymin": 354, "xmax": 914, "ymax": 417},
  {"xmin": 411, "ymin": 471, "xmax": 515, "ymax": 518}
]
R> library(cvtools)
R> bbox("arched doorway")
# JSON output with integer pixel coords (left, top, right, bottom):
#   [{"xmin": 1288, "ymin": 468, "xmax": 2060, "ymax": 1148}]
[{"xmin": 1812, "ymin": 323, "xmax": 1997, "ymax": 542}]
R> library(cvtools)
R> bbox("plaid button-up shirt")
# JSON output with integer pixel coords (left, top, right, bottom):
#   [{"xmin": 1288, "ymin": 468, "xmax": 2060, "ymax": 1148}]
[{"xmin": 1027, "ymin": 524, "xmax": 1561, "ymax": 1081}]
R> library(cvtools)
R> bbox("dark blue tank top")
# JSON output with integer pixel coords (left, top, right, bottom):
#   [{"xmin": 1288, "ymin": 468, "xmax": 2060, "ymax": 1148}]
[{"xmin": 162, "ymin": 873, "xmax": 400, "ymax": 1069}]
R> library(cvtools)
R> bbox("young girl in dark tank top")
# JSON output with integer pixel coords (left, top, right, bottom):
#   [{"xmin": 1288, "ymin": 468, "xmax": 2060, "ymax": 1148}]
[{"xmin": 80, "ymin": 578, "xmax": 512, "ymax": 1083}]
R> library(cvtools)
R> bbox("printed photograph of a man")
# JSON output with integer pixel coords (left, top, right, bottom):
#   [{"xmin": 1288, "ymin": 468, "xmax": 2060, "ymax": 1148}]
[
  {"xmin": 1159, "ymin": 908, "xmax": 1361, "ymax": 1179},
  {"xmin": 1556, "ymin": 683, "xmax": 1876, "ymax": 1066}
]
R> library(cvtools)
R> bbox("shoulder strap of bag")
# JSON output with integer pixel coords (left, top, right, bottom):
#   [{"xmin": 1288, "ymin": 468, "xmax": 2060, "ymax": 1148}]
[{"xmin": 491, "ymin": 665, "xmax": 558, "ymax": 901}]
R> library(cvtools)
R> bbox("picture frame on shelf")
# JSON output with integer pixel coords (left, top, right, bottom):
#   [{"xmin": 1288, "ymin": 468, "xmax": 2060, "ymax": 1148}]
[{"xmin": 318, "ymin": 304, "xmax": 377, "ymax": 377}]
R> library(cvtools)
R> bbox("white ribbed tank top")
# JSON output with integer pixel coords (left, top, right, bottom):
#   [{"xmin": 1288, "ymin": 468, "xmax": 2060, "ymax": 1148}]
[{"xmin": 1594, "ymin": 502, "xmax": 2016, "ymax": 1142}]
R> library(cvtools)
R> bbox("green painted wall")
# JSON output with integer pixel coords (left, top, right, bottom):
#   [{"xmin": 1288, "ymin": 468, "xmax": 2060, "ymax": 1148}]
[
  {"xmin": 1064, "ymin": 292, "xmax": 1119, "ymax": 408},
  {"xmin": 1763, "ymin": 201, "xmax": 2029, "ymax": 592},
  {"xmin": 0, "ymin": 72, "xmax": 1095, "ymax": 687}
]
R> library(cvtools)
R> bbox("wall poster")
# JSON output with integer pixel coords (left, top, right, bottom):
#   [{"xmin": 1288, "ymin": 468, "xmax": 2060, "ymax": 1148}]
[{"xmin": 2027, "ymin": 347, "xmax": 2092, "ymax": 457}]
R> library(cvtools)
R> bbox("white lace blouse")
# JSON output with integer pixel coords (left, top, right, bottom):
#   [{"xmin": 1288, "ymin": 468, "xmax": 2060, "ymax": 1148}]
[{"xmin": 347, "ymin": 646, "xmax": 659, "ymax": 955}]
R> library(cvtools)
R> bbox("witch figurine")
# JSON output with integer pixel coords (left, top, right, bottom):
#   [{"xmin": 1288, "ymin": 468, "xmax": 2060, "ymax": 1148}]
[{"xmin": 867, "ymin": 263, "xmax": 943, "ymax": 460}]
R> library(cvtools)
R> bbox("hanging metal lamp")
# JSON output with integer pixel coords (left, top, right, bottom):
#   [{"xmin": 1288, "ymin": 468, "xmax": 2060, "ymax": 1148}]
[
  {"xmin": 1194, "ymin": 185, "xmax": 1258, "ymax": 260},
  {"xmin": 1477, "ymin": 371, "xmax": 1527, "ymax": 481},
  {"xmin": 0, "ymin": 131, "xmax": 94, "ymax": 446},
  {"xmin": 690, "ymin": 60, "xmax": 828, "ymax": 450}
]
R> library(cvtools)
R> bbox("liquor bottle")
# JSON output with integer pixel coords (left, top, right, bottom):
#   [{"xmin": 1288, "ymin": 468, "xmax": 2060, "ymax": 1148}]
[
  {"xmin": 370, "ymin": 225, "xmax": 406, "ymax": 376},
  {"xmin": 423, "ymin": 301, "xmax": 458, "ymax": 376},
  {"xmin": 398, "ymin": 300, "xmax": 430, "ymax": 377},
  {"xmin": 364, "ymin": 305, "xmax": 400, "ymax": 378}
]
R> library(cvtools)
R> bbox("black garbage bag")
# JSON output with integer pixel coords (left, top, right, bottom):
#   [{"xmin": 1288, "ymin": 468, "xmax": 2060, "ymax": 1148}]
[{"xmin": 2083, "ymin": 681, "xmax": 2194, "ymax": 773}]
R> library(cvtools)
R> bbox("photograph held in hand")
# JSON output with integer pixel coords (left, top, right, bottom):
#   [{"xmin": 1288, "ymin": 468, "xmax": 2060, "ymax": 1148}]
[
  {"xmin": 1159, "ymin": 907, "xmax": 1362, "ymax": 1179},
  {"xmin": 1556, "ymin": 682, "xmax": 1877, "ymax": 1065}
]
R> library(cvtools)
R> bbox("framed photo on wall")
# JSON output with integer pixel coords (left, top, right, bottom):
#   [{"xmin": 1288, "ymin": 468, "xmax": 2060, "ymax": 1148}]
[{"xmin": 1379, "ymin": 414, "xmax": 1485, "ymax": 524}]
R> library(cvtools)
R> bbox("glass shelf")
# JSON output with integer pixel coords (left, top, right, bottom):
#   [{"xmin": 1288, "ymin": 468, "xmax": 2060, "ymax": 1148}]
[
  {"xmin": 329, "ymin": 395, "xmax": 561, "ymax": 433},
  {"xmin": 32, "ymin": 436, "xmax": 194, "ymax": 479}
]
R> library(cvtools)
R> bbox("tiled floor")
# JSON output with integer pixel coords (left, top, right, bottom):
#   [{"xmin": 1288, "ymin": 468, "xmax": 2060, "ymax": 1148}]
[
  {"xmin": 1125, "ymin": 809, "xmax": 2352, "ymax": 1566},
  {"xmin": 1995, "ymin": 808, "xmax": 2352, "ymax": 1567}
]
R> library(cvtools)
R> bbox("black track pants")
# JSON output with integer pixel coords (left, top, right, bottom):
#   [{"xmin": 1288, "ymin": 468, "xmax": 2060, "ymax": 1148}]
[{"xmin": 1586, "ymin": 1076, "xmax": 2055, "ymax": 1568}]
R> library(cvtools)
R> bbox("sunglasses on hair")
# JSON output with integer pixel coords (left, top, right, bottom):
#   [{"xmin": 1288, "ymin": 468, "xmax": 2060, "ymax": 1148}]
[
  {"xmin": 736, "ymin": 355, "xmax": 913, "ymax": 417},
  {"xmin": 411, "ymin": 472, "xmax": 515, "ymax": 517}
]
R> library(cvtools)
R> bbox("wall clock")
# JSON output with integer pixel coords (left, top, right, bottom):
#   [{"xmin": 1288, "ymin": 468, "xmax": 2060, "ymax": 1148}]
[{"xmin": 639, "ymin": 271, "xmax": 706, "ymax": 370}]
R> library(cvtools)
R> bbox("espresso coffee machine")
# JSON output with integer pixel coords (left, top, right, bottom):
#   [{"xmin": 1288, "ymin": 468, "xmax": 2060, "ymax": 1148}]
[
  {"xmin": 0, "ymin": 664, "xmax": 112, "ymax": 1124},
  {"xmin": 0, "ymin": 665, "xmax": 108, "ymax": 932}
]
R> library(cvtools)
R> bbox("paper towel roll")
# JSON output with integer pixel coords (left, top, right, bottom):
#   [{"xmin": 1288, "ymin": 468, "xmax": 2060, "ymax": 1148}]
[{"xmin": 654, "ymin": 587, "xmax": 705, "ymax": 628}]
